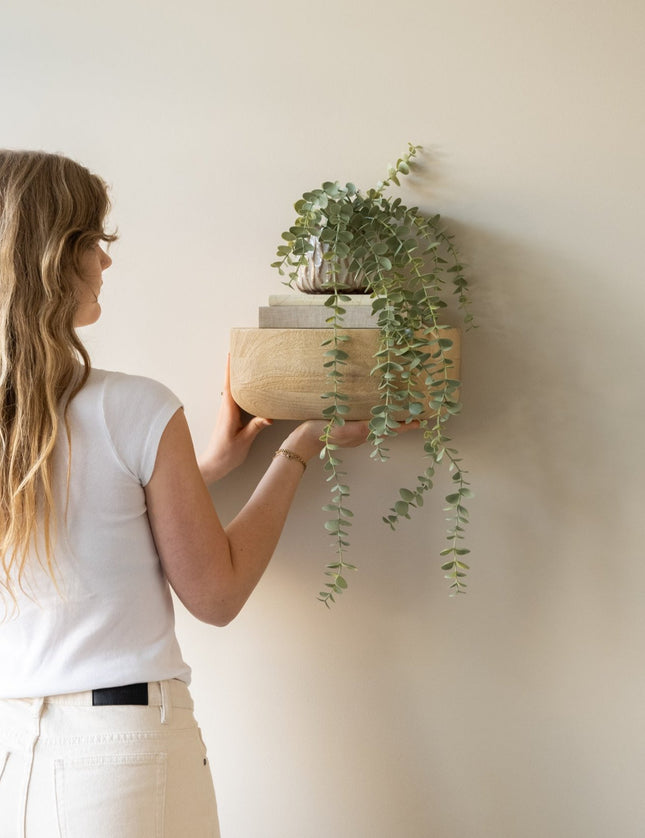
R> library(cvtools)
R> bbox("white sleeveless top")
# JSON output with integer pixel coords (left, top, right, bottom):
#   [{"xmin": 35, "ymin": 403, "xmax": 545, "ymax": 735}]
[{"xmin": 0, "ymin": 368, "xmax": 191, "ymax": 698}]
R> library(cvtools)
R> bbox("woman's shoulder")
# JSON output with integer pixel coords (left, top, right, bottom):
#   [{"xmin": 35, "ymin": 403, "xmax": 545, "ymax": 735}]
[
  {"xmin": 71, "ymin": 368, "xmax": 182, "ymax": 427},
  {"xmin": 88, "ymin": 367, "xmax": 181, "ymax": 405},
  {"xmin": 81, "ymin": 368, "xmax": 184, "ymax": 483}
]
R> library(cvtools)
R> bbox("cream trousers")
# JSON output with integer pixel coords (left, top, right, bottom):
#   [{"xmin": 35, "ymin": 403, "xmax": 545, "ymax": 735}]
[{"xmin": 0, "ymin": 679, "xmax": 220, "ymax": 838}]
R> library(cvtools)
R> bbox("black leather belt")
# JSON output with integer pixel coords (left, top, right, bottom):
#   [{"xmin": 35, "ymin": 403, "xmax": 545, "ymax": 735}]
[{"xmin": 92, "ymin": 682, "xmax": 149, "ymax": 706}]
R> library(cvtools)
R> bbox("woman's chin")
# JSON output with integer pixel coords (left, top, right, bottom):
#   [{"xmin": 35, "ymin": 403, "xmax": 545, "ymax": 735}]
[{"xmin": 74, "ymin": 302, "xmax": 102, "ymax": 328}]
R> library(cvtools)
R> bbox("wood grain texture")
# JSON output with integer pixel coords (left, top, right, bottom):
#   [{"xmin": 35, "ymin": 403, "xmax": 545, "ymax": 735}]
[{"xmin": 230, "ymin": 327, "xmax": 461, "ymax": 420}]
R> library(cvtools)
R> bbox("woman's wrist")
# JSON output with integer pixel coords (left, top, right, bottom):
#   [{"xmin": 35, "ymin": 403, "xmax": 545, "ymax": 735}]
[
  {"xmin": 198, "ymin": 452, "xmax": 228, "ymax": 485},
  {"xmin": 279, "ymin": 421, "xmax": 325, "ymax": 463}
]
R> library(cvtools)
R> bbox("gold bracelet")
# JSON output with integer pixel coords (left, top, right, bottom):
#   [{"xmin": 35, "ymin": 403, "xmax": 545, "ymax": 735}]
[{"xmin": 273, "ymin": 448, "xmax": 307, "ymax": 471}]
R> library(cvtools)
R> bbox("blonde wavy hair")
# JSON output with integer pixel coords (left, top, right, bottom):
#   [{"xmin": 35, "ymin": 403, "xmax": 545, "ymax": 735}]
[{"xmin": 0, "ymin": 150, "xmax": 116, "ymax": 603}]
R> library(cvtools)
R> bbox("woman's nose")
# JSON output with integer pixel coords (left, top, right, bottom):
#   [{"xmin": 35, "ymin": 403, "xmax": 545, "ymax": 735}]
[{"xmin": 100, "ymin": 247, "xmax": 112, "ymax": 270}]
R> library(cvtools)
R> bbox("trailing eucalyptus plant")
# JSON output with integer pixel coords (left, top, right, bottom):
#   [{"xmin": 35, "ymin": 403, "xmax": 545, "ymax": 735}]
[{"xmin": 272, "ymin": 144, "xmax": 475, "ymax": 605}]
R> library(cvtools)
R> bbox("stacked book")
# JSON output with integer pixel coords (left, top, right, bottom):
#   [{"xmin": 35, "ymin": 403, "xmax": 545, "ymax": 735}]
[{"xmin": 259, "ymin": 294, "xmax": 378, "ymax": 329}]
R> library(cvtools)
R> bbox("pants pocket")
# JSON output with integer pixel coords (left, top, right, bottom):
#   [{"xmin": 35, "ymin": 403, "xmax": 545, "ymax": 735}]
[
  {"xmin": 54, "ymin": 752, "xmax": 167, "ymax": 838},
  {"xmin": 0, "ymin": 749, "xmax": 8, "ymax": 782}
]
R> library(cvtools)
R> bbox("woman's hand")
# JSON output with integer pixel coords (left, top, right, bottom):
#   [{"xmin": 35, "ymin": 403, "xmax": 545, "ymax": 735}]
[
  {"xmin": 278, "ymin": 417, "xmax": 420, "ymax": 464},
  {"xmin": 197, "ymin": 356, "xmax": 273, "ymax": 484}
]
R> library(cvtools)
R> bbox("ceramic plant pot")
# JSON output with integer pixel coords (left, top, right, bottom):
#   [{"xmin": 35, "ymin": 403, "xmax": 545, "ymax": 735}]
[{"xmin": 294, "ymin": 237, "xmax": 369, "ymax": 293}]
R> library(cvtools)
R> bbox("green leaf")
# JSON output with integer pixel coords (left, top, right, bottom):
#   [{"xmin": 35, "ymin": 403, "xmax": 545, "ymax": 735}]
[
  {"xmin": 322, "ymin": 181, "xmax": 341, "ymax": 197},
  {"xmin": 371, "ymin": 296, "xmax": 388, "ymax": 312}
]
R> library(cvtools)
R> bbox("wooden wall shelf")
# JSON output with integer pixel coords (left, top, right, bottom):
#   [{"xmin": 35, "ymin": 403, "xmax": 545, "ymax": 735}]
[{"xmin": 229, "ymin": 327, "xmax": 461, "ymax": 421}]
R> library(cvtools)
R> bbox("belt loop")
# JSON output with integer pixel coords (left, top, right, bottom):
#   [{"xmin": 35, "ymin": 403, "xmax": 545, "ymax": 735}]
[{"xmin": 159, "ymin": 680, "xmax": 172, "ymax": 725}]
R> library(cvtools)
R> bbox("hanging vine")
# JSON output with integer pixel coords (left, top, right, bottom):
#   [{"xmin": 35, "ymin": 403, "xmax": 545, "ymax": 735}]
[{"xmin": 272, "ymin": 144, "xmax": 475, "ymax": 603}]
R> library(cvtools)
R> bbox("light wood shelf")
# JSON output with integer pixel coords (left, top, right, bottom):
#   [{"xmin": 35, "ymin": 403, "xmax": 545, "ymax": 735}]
[{"xmin": 229, "ymin": 327, "xmax": 461, "ymax": 421}]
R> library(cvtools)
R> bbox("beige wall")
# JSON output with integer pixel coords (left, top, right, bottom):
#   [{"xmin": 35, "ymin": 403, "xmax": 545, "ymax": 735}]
[{"xmin": 3, "ymin": 0, "xmax": 644, "ymax": 834}]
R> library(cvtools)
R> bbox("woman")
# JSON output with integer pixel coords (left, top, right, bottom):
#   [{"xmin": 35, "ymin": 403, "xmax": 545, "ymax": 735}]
[{"xmin": 0, "ymin": 150, "xmax": 412, "ymax": 837}]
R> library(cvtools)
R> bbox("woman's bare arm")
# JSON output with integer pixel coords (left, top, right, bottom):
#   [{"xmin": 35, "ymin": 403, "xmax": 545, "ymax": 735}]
[
  {"xmin": 145, "ymin": 408, "xmax": 375, "ymax": 625},
  {"xmin": 146, "ymin": 386, "xmax": 417, "ymax": 626}
]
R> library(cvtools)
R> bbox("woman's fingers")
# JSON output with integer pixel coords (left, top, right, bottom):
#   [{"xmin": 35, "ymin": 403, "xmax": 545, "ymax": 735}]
[
  {"xmin": 239, "ymin": 415, "xmax": 273, "ymax": 443},
  {"xmin": 322, "ymin": 418, "xmax": 420, "ymax": 449}
]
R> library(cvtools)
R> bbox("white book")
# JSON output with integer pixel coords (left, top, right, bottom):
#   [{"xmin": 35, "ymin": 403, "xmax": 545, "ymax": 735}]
[
  {"xmin": 268, "ymin": 293, "xmax": 375, "ymax": 307},
  {"xmin": 259, "ymin": 305, "xmax": 378, "ymax": 329}
]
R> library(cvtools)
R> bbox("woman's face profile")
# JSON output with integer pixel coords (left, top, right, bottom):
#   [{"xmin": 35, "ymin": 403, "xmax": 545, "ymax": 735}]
[{"xmin": 73, "ymin": 242, "xmax": 112, "ymax": 327}]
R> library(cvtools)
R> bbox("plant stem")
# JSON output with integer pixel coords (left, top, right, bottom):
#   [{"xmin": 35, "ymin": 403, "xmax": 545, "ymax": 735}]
[{"xmin": 318, "ymin": 287, "xmax": 356, "ymax": 606}]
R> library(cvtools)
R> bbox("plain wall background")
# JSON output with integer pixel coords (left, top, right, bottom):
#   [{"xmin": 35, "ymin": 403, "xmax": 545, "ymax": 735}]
[{"xmin": 2, "ymin": 0, "xmax": 644, "ymax": 835}]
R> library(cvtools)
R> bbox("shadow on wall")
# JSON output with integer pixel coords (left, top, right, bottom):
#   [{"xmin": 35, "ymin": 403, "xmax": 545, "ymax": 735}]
[
  {"xmin": 416, "ymin": 216, "xmax": 645, "ymax": 835},
  {"xmin": 450, "ymin": 213, "xmax": 645, "ymax": 737}
]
